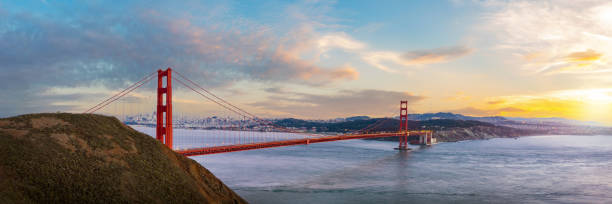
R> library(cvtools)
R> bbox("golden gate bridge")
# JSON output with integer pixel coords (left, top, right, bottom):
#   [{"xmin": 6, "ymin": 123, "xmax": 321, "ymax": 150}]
[{"xmin": 84, "ymin": 68, "xmax": 434, "ymax": 156}]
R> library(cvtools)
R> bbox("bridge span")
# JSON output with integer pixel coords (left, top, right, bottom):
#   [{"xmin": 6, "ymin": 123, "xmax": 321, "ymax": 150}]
[
  {"xmin": 85, "ymin": 68, "xmax": 435, "ymax": 156},
  {"xmin": 177, "ymin": 131, "xmax": 433, "ymax": 156}
]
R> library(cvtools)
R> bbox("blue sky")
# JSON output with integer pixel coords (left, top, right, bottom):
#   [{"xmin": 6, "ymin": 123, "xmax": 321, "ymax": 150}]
[{"xmin": 3, "ymin": 0, "xmax": 612, "ymax": 124}]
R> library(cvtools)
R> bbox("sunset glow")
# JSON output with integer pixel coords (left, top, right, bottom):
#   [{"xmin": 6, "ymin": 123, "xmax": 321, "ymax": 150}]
[{"xmin": 1, "ymin": 1, "xmax": 612, "ymax": 124}]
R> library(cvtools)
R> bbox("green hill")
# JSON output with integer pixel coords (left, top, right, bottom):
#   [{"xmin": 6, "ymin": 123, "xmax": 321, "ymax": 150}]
[{"xmin": 0, "ymin": 113, "xmax": 246, "ymax": 204}]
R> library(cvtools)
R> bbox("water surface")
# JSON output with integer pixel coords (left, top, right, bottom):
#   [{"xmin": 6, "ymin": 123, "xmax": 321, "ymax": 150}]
[{"xmin": 132, "ymin": 126, "xmax": 612, "ymax": 203}]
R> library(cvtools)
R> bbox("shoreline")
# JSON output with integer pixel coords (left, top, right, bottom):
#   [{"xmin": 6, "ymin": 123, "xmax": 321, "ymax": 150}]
[{"xmin": 366, "ymin": 126, "xmax": 538, "ymax": 143}]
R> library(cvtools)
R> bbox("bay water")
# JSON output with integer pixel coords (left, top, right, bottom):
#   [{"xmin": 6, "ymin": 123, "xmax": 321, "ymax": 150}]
[{"xmin": 133, "ymin": 126, "xmax": 612, "ymax": 203}]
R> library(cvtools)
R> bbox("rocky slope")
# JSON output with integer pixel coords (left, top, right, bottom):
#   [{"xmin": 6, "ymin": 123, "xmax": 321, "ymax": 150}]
[
  {"xmin": 368, "ymin": 125, "xmax": 537, "ymax": 143},
  {"xmin": 0, "ymin": 113, "xmax": 246, "ymax": 204}
]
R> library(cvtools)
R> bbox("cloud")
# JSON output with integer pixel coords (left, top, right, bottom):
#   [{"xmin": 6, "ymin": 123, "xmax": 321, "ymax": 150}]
[
  {"xmin": 401, "ymin": 46, "xmax": 473, "ymax": 65},
  {"xmin": 480, "ymin": 0, "xmax": 612, "ymax": 74},
  {"xmin": 361, "ymin": 51, "xmax": 404, "ymax": 72},
  {"xmin": 450, "ymin": 106, "xmax": 523, "ymax": 117},
  {"xmin": 263, "ymin": 87, "xmax": 289, "ymax": 94},
  {"xmin": 317, "ymin": 33, "xmax": 366, "ymax": 51},
  {"xmin": 0, "ymin": 8, "xmax": 358, "ymax": 88},
  {"xmin": 327, "ymin": 66, "xmax": 359, "ymax": 80},
  {"xmin": 541, "ymin": 49, "xmax": 606, "ymax": 73},
  {"xmin": 248, "ymin": 28, "xmax": 360, "ymax": 85},
  {"xmin": 564, "ymin": 49, "xmax": 603, "ymax": 62},
  {"xmin": 0, "ymin": 1, "xmax": 360, "ymax": 116},
  {"xmin": 533, "ymin": 49, "xmax": 607, "ymax": 74},
  {"xmin": 362, "ymin": 46, "xmax": 473, "ymax": 72},
  {"xmin": 486, "ymin": 99, "xmax": 506, "ymax": 105},
  {"xmin": 249, "ymin": 89, "xmax": 424, "ymax": 118},
  {"xmin": 141, "ymin": 13, "xmax": 358, "ymax": 86}
]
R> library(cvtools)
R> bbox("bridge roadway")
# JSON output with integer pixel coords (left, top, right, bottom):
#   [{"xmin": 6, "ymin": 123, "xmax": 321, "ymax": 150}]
[{"xmin": 177, "ymin": 132, "xmax": 407, "ymax": 156}]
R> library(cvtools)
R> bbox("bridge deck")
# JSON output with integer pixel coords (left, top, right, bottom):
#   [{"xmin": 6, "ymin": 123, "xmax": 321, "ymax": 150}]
[{"xmin": 176, "ymin": 133, "xmax": 402, "ymax": 156}]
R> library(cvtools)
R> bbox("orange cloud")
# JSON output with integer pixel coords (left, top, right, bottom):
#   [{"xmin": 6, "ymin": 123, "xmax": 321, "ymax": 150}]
[
  {"xmin": 329, "ymin": 66, "xmax": 359, "ymax": 80},
  {"xmin": 532, "ymin": 49, "xmax": 607, "ymax": 74},
  {"xmin": 362, "ymin": 46, "xmax": 473, "ymax": 72},
  {"xmin": 401, "ymin": 46, "xmax": 473, "ymax": 65},
  {"xmin": 542, "ymin": 49, "xmax": 606, "ymax": 73},
  {"xmin": 486, "ymin": 99, "xmax": 506, "ymax": 105},
  {"xmin": 293, "ymin": 64, "xmax": 359, "ymax": 83},
  {"xmin": 564, "ymin": 49, "xmax": 603, "ymax": 62},
  {"xmin": 482, "ymin": 1, "xmax": 612, "ymax": 75}
]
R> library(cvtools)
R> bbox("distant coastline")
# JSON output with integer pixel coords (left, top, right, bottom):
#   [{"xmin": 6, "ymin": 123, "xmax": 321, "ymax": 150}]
[
  {"xmin": 270, "ymin": 116, "xmax": 612, "ymax": 143},
  {"xmin": 123, "ymin": 112, "xmax": 612, "ymax": 143},
  {"xmin": 368, "ymin": 125, "xmax": 537, "ymax": 143}
]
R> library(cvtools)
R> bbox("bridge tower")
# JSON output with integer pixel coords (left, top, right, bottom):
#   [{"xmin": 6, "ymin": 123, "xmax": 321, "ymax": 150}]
[
  {"xmin": 156, "ymin": 68, "xmax": 173, "ymax": 149},
  {"xmin": 397, "ymin": 100, "xmax": 409, "ymax": 150}
]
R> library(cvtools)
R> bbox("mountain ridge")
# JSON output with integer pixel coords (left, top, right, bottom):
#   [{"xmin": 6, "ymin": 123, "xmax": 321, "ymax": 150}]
[{"xmin": 334, "ymin": 112, "xmax": 604, "ymax": 127}]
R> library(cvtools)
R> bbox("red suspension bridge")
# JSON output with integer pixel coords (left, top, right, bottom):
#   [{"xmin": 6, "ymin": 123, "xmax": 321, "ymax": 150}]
[{"xmin": 84, "ymin": 68, "xmax": 434, "ymax": 156}]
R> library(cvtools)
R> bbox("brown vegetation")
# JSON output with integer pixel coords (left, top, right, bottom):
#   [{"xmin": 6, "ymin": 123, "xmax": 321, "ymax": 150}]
[{"xmin": 0, "ymin": 113, "xmax": 246, "ymax": 204}]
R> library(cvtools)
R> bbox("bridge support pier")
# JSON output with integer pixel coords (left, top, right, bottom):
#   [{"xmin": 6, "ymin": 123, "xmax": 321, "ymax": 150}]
[
  {"xmin": 156, "ymin": 68, "xmax": 173, "ymax": 149},
  {"xmin": 416, "ymin": 131, "xmax": 435, "ymax": 146}
]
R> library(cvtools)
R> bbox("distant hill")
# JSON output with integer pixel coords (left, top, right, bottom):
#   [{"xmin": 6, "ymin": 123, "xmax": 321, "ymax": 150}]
[
  {"xmin": 276, "ymin": 117, "xmax": 495, "ymax": 132},
  {"xmin": 273, "ymin": 117, "xmax": 537, "ymax": 142},
  {"xmin": 407, "ymin": 112, "xmax": 604, "ymax": 127},
  {"xmin": 345, "ymin": 116, "xmax": 370, "ymax": 121},
  {"xmin": 408, "ymin": 112, "xmax": 508, "ymax": 124},
  {"xmin": 0, "ymin": 113, "xmax": 245, "ymax": 203}
]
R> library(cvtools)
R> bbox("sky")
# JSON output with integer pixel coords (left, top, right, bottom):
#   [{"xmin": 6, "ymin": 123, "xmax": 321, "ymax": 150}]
[{"xmin": 2, "ymin": 0, "xmax": 612, "ymax": 124}]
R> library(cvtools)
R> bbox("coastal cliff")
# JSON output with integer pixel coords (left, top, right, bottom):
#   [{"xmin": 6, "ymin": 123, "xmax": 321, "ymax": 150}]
[{"xmin": 433, "ymin": 125, "xmax": 536, "ymax": 142}]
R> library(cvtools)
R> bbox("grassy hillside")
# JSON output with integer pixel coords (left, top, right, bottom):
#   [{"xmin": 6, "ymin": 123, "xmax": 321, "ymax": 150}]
[{"xmin": 0, "ymin": 113, "xmax": 246, "ymax": 204}]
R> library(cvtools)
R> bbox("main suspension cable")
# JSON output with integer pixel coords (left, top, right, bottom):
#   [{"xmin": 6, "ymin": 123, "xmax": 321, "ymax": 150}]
[
  {"xmin": 86, "ymin": 71, "xmax": 157, "ymax": 114},
  {"xmin": 173, "ymin": 76, "xmax": 318, "ymax": 137}
]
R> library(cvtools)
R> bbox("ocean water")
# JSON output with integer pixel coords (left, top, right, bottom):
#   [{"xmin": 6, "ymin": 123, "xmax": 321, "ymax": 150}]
[{"xmin": 132, "ymin": 126, "xmax": 612, "ymax": 204}]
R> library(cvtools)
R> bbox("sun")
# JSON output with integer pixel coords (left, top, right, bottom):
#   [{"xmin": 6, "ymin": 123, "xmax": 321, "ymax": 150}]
[
  {"xmin": 594, "ymin": 3, "xmax": 612, "ymax": 27},
  {"xmin": 555, "ymin": 89, "xmax": 612, "ymax": 124}
]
